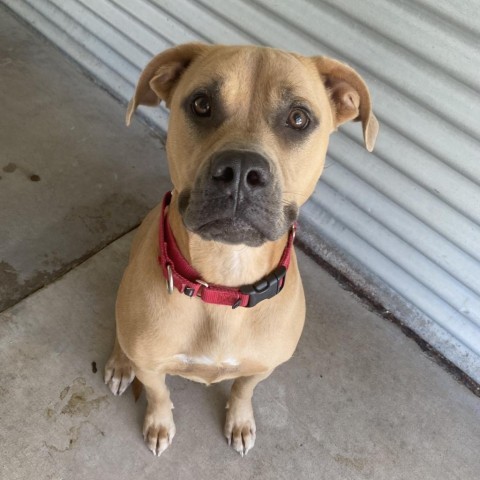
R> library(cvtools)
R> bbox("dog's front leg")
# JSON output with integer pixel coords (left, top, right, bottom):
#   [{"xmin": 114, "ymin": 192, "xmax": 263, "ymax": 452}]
[
  {"xmin": 224, "ymin": 370, "xmax": 273, "ymax": 456},
  {"xmin": 136, "ymin": 369, "xmax": 175, "ymax": 456}
]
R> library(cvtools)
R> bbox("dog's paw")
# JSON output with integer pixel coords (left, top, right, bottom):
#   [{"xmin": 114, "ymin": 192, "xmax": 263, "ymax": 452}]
[
  {"xmin": 143, "ymin": 406, "xmax": 176, "ymax": 456},
  {"xmin": 104, "ymin": 354, "xmax": 135, "ymax": 396},
  {"xmin": 224, "ymin": 399, "xmax": 256, "ymax": 457}
]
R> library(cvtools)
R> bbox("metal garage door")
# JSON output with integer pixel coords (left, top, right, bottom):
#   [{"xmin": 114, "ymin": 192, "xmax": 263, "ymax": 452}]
[{"xmin": 3, "ymin": 0, "xmax": 479, "ymax": 383}]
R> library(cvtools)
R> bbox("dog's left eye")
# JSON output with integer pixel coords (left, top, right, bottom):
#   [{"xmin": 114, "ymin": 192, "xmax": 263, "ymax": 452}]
[
  {"xmin": 286, "ymin": 108, "xmax": 310, "ymax": 130},
  {"xmin": 191, "ymin": 94, "xmax": 211, "ymax": 117}
]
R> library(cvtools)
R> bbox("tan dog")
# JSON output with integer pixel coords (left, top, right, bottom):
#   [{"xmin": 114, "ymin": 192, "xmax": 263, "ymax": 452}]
[{"xmin": 104, "ymin": 43, "xmax": 378, "ymax": 457}]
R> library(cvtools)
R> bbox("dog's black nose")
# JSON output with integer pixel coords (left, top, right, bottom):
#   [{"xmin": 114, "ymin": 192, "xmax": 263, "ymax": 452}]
[{"xmin": 210, "ymin": 150, "xmax": 271, "ymax": 197}]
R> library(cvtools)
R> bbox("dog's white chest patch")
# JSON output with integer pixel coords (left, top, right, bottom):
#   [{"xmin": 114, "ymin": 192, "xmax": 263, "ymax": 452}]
[{"xmin": 174, "ymin": 354, "xmax": 239, "ymax": 367}]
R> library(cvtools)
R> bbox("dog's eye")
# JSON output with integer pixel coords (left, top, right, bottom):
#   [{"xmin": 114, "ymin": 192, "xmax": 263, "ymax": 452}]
[
  {"xmin": 286, "ymin": 108, "xmax": 310, "ymax": 130},
  {"xmin": 191, "ymin": 94, "xmax": 211, "ymax": 117}
]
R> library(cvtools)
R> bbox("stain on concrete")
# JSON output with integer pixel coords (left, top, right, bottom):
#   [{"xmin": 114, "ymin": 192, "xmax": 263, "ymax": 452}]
[
  {"xmin": 1, "ymin": 161, "xmax": 41, "ymax": 182},
  {"xmin": 0, "ymin": 57, "xmax": 12, "ymax": 67},
  {"xmin": 61, "ymin": 392, "xmax": 106, "ymax": 417},
  {"xmin": 3, "ymin": 162, "xmax": 17, "ymax": 173},
  {"xmin": 45, "ymin": 379, "xmax": 107, "ymax": 422},
  {"xmin": 65, "ymin": 192, "xmax": 147, "ymax": 236},
  {"xmin": 0, "ymin": 385, "xmax": 8, "ymax": 399},
  {"xmin": 67, "ymin": 425, "xmax": 81, "ymax": 449},
  {"xmin": 333, "ymin": 454, "xmax": 367, "ymax": 472},
  {"xmin": 0, "ymin": 261, "xmax": 19, "ymax": 309},
  {"xmin": 43, "ymin": 426, "xmax": 80, "ymax": 454},
  {"xmin": 91, "ymin": 361, "xmax": 97, "ymax": 374},
  {"xmin": 60, "ymin": 377, "xmax": 107, "ymax": 417},
  {"xmin": 59, "ymin": 385, "xmax": 70, "ymax": 400},
  {"xmin": 43, "ymin": 421, "xmax": 105, "ymax": 454},
  {"xmin": 0, "ymin": 261, "xmax": 53, "ymax": 312},
  {"xmin": 0, "ymin": 249, "xmax": 95, "ymax": 312}
]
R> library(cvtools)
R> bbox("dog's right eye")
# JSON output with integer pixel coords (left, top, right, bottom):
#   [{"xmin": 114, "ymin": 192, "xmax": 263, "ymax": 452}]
[
  {"xmin": 286, "ymin": 108, "xmax": 310, "ymax": 130},
  {"xmin": 191, "ymin": 94, "xmax": 211, "ymax": 117}
]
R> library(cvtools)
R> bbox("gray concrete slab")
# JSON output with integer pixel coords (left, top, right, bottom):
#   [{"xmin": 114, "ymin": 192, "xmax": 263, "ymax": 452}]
[
  {"xmin": 0, "ymin": 8, "xmax": 170, "ymax": 311},
  {"xmin": 1, "ymin": 233, "xmax": 479, "ymax": 480}
]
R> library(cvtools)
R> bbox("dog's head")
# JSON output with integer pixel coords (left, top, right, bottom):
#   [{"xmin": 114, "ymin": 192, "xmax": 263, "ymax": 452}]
[{"xmin": 127, "ymin": 44, "xmax": 378, "ymax": 246}]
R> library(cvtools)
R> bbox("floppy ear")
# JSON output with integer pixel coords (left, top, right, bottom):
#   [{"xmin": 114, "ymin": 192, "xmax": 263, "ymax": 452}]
[
  {"xmin": 126, "ymin": 43, "xmax": 210, "ymax": 126},
  {"xmin": 312, "ymin": 56, "xmax": 379, "ymax": 152}
]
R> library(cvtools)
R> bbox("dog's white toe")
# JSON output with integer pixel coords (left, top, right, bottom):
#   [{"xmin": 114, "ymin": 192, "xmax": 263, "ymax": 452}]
[
  {"xmin": 143, "ymin": 409, "xmax": 176, "ymax": 457},
  {"xmin": 224, "ymin": 401, "xmax": 257, "ymax": 457},
  {"xmin": 104, "ymin": 356, "xmax": 135, "ymax": 396}
]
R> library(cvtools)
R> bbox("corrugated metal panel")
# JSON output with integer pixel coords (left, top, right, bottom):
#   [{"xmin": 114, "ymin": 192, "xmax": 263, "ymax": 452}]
[{"xmin": 3, "ymin": 0, "xmax": 479, "ymax": 382}]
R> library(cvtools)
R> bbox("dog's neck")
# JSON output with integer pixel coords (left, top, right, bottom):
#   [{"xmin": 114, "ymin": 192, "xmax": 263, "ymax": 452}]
[{"xmin": 167, "ymin": 193, "xmax": 289, "ymax": 288}]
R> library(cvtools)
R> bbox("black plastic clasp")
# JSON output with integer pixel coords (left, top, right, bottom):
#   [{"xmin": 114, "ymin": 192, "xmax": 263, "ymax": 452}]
[
  {"xmin": 183, "ymin": 286, "xmax": 195, "ymax": 297},
  {"xmin": 240, "ymin": 266, "xmax": 287, "ymax": 308}
]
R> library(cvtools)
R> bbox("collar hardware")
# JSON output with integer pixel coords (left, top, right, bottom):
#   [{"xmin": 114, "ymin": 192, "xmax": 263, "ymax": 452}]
[
  {"xmin": 166, "ymin": 264, "xmax": 174, "ymax": 294},
  {"xmin": 239, "ymin": 266, "xmax": 287, "ymax": 308}
]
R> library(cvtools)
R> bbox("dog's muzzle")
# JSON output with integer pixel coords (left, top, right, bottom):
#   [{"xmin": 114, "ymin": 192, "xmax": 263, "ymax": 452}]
[{"xmin": 178, "ymin": 149, "xmax": 298, "ymax": 246}]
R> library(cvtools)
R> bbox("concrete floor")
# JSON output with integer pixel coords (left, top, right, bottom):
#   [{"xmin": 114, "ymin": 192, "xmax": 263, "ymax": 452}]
[
  {"xmin": 0, "ymin": 9, "xmax": 171, "ymax": 311},
  {"xmin": 1, "ymin": 8, "xmax": 479, "ymax": 480}
]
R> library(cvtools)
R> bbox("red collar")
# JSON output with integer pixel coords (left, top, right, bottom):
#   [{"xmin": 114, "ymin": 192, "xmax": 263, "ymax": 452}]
[{"xmin": 158, "ymin": 191, "xmax": 296, "ymax": 309}]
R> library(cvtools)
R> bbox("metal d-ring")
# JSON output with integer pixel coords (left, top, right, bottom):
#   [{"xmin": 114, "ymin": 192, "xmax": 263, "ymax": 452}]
[
  {"xmin": 166, "ymin": 264, "xmax": 174, "ymax": 294},
  {"xmin": 195, "ymin": 279, "xmax": 209, "ymax": 297}
]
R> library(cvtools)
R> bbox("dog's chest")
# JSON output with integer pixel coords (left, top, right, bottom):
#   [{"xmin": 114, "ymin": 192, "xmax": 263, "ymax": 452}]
[
  {"xmin": 158, "ymin": 261, "xmax": 276, "ymax": 384},
  {"xmin": 165, "ymin": 353, "xmax": 268, "ymax": 385}
]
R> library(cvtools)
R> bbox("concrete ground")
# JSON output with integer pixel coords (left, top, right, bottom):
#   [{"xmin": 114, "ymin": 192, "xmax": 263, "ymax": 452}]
[
  {"xmin": 0, "ymin": 8, "xmax": 171, "ymax": 312},
  {"xmin": 1, "ymin": 8, "xmax": 479, "ymax": 480}
]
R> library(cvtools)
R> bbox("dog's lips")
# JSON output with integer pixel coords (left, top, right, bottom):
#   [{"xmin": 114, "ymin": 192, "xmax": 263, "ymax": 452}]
[
  {"xmin": 191, "ymin": 216, "xmax": 267, "ymax": 245},
  {"xmin": 186, "ymin": 207, "xmax": 296, "ymax": 247},
  {"xmin": 178, "ymin": 186, "xmax": 298, "ymax": 246},
  {"xmin": 195, "ymin": 215, "xmax": 248, "ymax": 230}
]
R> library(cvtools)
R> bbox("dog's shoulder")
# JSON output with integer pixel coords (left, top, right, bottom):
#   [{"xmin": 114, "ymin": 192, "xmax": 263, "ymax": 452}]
[{"xmin": 129, "ymin": 202, "xmax": 162, "ymax": 263}]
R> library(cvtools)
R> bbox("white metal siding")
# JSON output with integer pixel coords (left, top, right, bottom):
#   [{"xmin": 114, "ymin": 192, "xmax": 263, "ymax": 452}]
[{"xmin": 4, "ymin": 0, "xmax": 479, "ymax": 383}]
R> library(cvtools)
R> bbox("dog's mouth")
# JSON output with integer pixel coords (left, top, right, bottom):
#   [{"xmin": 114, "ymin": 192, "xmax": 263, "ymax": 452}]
[
  {"xmin": 178, "ymin": 188, "xmax": 298, "ymax": 247},
  {"xmin": 176, "ymin": 149, "xmax": 299, "ymax": 246}
]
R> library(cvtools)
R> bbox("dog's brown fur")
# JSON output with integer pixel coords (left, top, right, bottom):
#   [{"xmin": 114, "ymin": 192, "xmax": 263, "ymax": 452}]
[{"xmin": 105, "ymin": 43, "xmax": 378, "ymax": 456}]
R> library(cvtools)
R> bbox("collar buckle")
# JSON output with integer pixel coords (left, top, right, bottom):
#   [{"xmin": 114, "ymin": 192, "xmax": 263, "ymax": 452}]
[{"xmin": 240, "ymin": 266, "xmax": 287, "ymax": 308}]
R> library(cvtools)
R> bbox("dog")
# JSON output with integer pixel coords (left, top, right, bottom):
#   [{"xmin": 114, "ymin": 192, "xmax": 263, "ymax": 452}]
[{"xmin": 104, "ymin": 43, "xmax": 378, "ymax": 457}]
